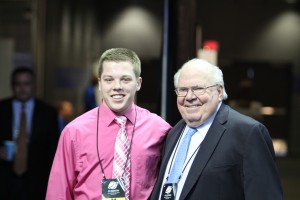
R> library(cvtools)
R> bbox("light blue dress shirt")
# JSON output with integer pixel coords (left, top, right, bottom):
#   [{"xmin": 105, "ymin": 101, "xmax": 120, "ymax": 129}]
[
  {"xmin": 159, "ymin": 102, "xmax": 222, "ymax": 200},
  {"xmin": 12, "ymin": 98, "xmax": 34, "ymax": 141}
]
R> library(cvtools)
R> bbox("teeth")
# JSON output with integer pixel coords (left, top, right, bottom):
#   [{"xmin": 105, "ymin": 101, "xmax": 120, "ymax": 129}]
[{"xmin": 112, "ymin": 95, "xmax": 123, "ymax": 99}]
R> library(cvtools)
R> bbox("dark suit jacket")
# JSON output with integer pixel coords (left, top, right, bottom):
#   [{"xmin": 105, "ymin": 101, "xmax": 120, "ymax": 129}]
[
  {"xmin": 0, "ymin": 97, "xmax": 60, "ymax": 200},
  {"xmin": 150, "ymin": 104, "xmax": 283, "ymax": 200}
]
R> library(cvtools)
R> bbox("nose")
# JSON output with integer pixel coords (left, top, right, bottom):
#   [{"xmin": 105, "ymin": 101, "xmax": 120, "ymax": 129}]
[
  {"xmin": 185, "ymin": 89, "xmax": 196, "ymax": 100},
  {"xmin": 113, "ymin": 80, "xmax": 122, "ymax": 90}
]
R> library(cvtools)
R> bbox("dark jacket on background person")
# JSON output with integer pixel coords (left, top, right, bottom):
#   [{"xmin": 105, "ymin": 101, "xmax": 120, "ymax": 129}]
[{"xmin": 0, "ymin": 97, "xmax": 59, "ymax": 200}]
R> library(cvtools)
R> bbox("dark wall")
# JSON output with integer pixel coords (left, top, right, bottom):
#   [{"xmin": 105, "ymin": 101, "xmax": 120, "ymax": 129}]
[
  {"xmin": 1, "ymin": 0, "xmax": 300, "ymax": 154},
  {"xmin": 196, "ymin": 0, "xmax": 300, "ymax": 155}
]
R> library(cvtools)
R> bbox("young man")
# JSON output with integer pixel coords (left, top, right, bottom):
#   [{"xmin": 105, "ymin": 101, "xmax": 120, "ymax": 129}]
[
  {"xmin": 46, "ymin": 48, "xmax": 172, "ymax": 200},
  {"xmin": 150, "ymin": 59, "xmax": 283, "ymax": 200}
]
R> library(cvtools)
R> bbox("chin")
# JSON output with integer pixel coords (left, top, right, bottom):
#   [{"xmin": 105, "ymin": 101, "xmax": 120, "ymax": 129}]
[
  {"xmin": 185, "ymin": 117, "xmax": 202, "ymax": 126},
  {"xmin": 187, "ymin": 121, "xmax": 201, "ymax": 127},
  {"xmin": 111, "ymin": 106, "xmax": 124, "ymax": 113},
  {"xmin": 112, "ymin": 105, "xmax": 127, "ymax": 114}
]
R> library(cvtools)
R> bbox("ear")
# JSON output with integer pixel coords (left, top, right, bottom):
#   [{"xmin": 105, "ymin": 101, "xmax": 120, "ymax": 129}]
[
  {"xmin": 218, "ymin": 85, "xmax": 223, "ymax": 100},
  {"xmin": 136, "ymin": 77, "xmax": 142, "ymax": 91}
]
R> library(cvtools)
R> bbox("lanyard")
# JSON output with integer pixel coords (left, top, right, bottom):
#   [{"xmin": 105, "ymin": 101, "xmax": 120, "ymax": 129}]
[
  {"xmin": 96, "ymin": 106, "xmax": 137, "ymax": 180},
  {"xmin": 166, "ymin": 127, "xmax": 201, "ymax": 182}
]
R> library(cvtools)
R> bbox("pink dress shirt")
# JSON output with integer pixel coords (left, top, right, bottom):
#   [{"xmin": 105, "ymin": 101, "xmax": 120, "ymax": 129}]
[{"xmin": 46, "ymin": 102, "xmax": 171, "ymax": 200}]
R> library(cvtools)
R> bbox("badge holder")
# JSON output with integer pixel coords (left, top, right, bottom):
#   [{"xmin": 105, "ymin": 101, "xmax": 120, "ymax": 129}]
[
  {"xmin": 102, "ymin": 178, "xmax": 126, "ymax": 200},
  {"xmin": 161, "ymin": 183, "xmax": 177, "ymax": 200}
]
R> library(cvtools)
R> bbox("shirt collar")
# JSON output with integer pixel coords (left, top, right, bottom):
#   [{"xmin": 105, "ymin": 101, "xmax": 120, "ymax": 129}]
[
  {"xmin": 13, "ymin": 97, "xmax": 34, "ymax": 109},
  {"xmin": 203, "ymin": 101, "xmax": 222, "ymax": 126},
  {"xmin": 188, "ymin": 101, "xmax": 222, "ymax": 130},
  {"xmin": 99, "ymin": 101, "xmax": 136, "ymax": 126}
]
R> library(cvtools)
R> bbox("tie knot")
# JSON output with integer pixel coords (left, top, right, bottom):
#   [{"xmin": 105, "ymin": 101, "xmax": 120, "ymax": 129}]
[
  {"xmin": 186, "ymin": 128, "xmax": 197, "ymax": 137},
  {"xmin": 115, "ymin": 116, "xmax": 127, "ymax": 127}
]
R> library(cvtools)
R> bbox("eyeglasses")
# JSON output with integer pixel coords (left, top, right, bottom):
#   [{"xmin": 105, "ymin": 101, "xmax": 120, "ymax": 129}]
[{"xmin": 174, "ymin": 84, "xmax": 219, "ymax": 97}]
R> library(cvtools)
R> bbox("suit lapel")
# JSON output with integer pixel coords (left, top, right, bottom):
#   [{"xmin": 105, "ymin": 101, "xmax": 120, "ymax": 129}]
[
  {"xmin": 5, "ymin": 100, "xmax": 14, "ymax": 140},
  {"xmin": 29, "ymin": 99, "xmax": 38, "ymax": 142},
  {"xmin": 161, "ymin": 120, "xmax": 186, "ymax": 173},
  {"xmin": 179, "ymin": 104, "xmax": 229, "ymax": 200},
  {"xmin": 153, "ymin": 120, "xmax": 186, "ymax": 196}
]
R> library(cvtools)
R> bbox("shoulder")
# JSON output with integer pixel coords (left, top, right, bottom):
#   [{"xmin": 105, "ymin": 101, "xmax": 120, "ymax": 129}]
[
  {"xmin": 34, "ymin": 98, "xmax": 56, "ymax": 112},
  {"xmin": 60, "ymin": 108, "xmax": 98, "ymax": 140},
  {"xmin": 218, "ymin": 103, "xmax": 258, "ymax": 124},
  {"xmin": 136, "ymin": 105, "xmax": 170, "ymax": 122},
  {"xmin": 168, "ymin": 119, "xmax": 186, "ymax": 134},
  {"xmin": 227, "ymin": 105, "xmax": 260, "ymax": 126},
  {"xmin": 34, "ymin": 100, "xmax": 57, "ymax": 121},
  {"xmin": 0, "ymin": 97, "xmax": 12, "ymax": 105},
  {"xmin": 222, "ymin": 104, "xmax": 270, "ymax": 139},
  {"xmin": 0, "ymin": 98, "xmax": 13, "ymax": 111},
  {"xmin": 67, "ymin": 108, "xmax": 98, "ymax": 127},
  {"xmin": 135, "ymin": 105, "xmax": 172, "ymax": 129}
]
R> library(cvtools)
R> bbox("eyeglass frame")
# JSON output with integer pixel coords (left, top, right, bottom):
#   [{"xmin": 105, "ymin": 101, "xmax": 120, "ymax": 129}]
[{"xmin": 174, "ymin": 84, "xmax": 219, "ymax": 97}]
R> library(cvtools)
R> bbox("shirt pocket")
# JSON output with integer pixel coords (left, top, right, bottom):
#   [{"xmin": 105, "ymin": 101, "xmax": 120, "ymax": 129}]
[{"xmin": 135, "ymin": 154, "xmax": 160, "ymax": 188}]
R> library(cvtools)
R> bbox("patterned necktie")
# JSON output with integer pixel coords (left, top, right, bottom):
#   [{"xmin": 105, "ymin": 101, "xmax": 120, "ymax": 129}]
[
  {"xmin": 167, "ymin": 128, "xmax": 197, "ymax": 183},
  {"xmin": 13, "ymin": 103, "xmax": 28, "ymax": 176},
  {"xmin": 112, "ymin": 116, "xmax": 130, "ymax": 199}
]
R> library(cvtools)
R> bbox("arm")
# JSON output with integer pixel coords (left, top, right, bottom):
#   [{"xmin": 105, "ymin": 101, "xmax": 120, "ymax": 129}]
[
  {"xmin": 46, "ymin": 128, "xmax": 77, "ymax": 200},
  {"xmin": 243, "ymin": 123, "xmax": 283, "ymax": 200}
]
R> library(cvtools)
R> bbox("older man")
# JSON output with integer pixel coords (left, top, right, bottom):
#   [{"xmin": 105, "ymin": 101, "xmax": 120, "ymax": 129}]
[{"xmin": 150, "ymin": 59, "xmax": 283, "ymax": 200}]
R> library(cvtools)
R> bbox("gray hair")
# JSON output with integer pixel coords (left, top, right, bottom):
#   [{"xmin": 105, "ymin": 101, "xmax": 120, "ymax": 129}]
[{"xmin": 174, "ymin": 58, "xmax": 228, "ymax": 100}]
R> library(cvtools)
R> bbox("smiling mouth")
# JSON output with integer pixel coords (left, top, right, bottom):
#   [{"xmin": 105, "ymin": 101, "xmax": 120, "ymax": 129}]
[
  {"xmin": 185, "ymin": 105, "xmax": 199, "ymax": 108},
  {"xmin": 112, "ymin": 94, "xmax": 125, "ymax": 99}
]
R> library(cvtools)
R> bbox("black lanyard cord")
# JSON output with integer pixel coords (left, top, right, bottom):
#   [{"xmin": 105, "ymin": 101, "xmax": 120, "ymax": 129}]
[
  {"xmin": 166, "ymin": 127, "xmax": 201, "ymax": 182},
  {"xmin": 96, "ymin": 106, "xmax": 106, "ymax": 180},
  {"xmin": 96, "ymin": 106, "xmax": 137, "ymax": 180}
]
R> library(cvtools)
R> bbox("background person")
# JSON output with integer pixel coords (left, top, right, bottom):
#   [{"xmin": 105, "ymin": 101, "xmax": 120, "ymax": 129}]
[
  {"xmin": 0, "ymin": 66, "xmax": 60, "ymax": 200},
  {"xmin": 46, "ymin": 48, "xmax": 172, "ymax": 200},
  {"xmin": 84, "ymin": 75, "xmax": 100, "ymax": 111},
  {"xmin": 150, "ymin": 58, "xmax": 283, "ymax": 200},
  {"xmin": 57, "ymin": 100, "xmax": 74, "ymax": 133}
]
